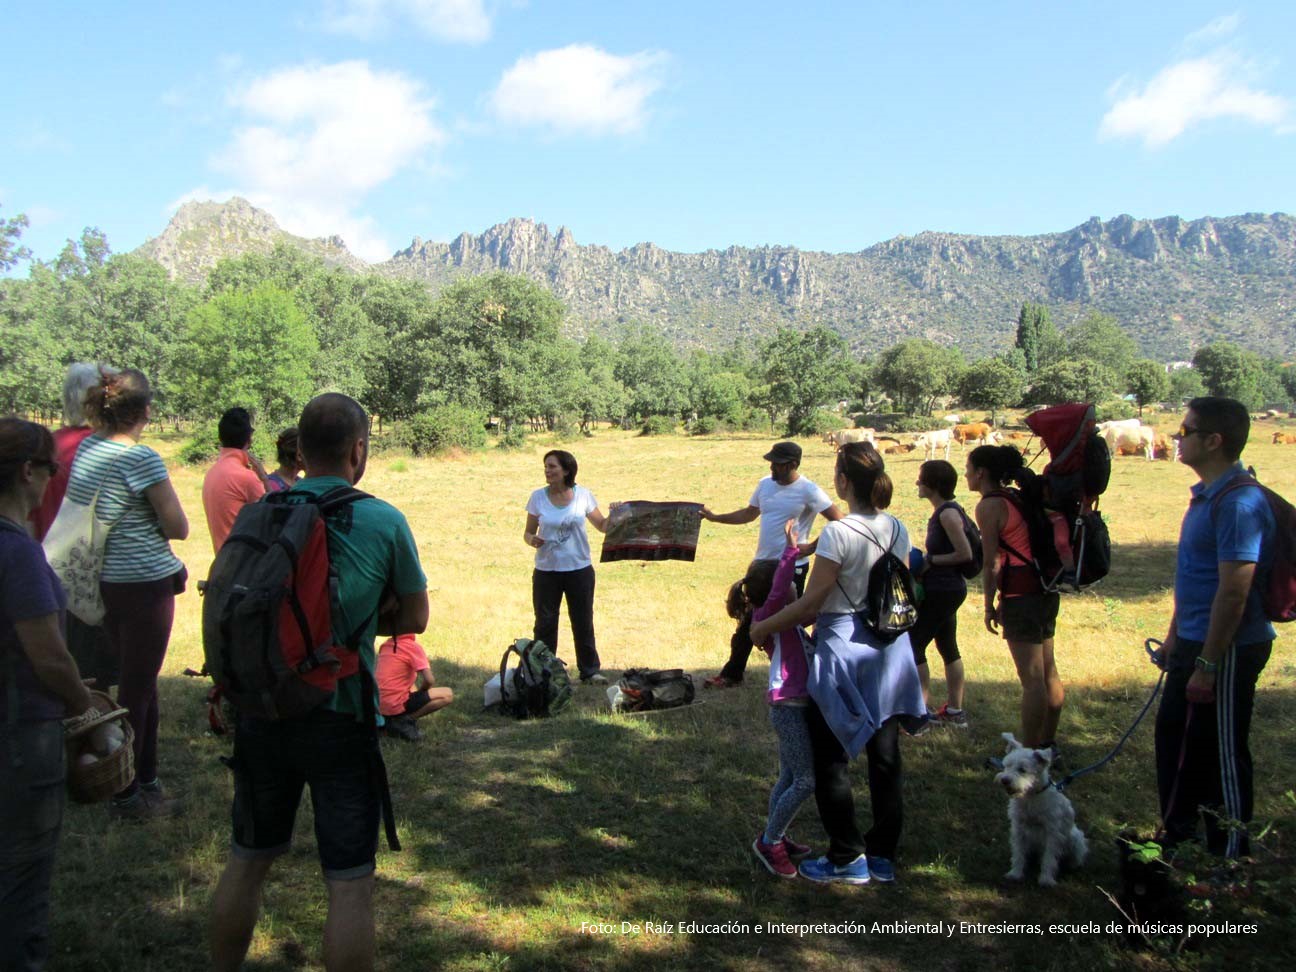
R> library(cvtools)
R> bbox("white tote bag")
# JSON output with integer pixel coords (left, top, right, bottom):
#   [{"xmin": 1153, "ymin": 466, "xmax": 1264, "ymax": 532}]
[{"xmin": 42, "ymin": 447, "xmax": 134, "ymax": 625}]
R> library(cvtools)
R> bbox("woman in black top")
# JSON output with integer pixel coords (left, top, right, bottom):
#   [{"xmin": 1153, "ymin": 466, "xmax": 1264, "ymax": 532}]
[{"xmin": 910, "ymin": 460, "xmax": 975, "ymax": 726}]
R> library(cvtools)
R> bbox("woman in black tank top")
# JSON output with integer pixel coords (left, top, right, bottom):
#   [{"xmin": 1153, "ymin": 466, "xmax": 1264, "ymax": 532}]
[{"xmin": 910, "ymin": 461, "xmax": 973, "ymax": 727}]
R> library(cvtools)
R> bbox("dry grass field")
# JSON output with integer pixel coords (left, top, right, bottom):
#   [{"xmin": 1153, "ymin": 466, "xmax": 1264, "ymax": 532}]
[{"xmin": 50, "ymin": 417, "xmax": 1295, "ymax": 971}]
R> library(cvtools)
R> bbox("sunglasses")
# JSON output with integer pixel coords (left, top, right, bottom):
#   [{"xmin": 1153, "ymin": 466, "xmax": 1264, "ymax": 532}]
[{"xmin": 1176, "ymin": 424, "xmax": 1210, "ymax": 439}]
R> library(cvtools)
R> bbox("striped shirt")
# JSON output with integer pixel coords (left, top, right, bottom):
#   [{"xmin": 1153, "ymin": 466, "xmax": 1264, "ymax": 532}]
[{"xmin": 63, "ymin": 435, "xmax": 183, "ymax": 583}]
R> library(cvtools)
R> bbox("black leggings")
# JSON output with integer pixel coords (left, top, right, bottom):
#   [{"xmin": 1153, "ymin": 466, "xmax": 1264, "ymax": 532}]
[
  {"xmin": 909, "ymin": 587, "xmax": 965, "ymax": 668},
  {"xmin": 805, "ymin": 700, "xmax": 903, "ymax": 863}
]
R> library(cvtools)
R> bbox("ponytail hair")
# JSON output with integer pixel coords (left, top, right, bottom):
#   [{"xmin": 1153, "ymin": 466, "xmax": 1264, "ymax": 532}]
[
  {"xmin": 0, "ymin": 417, "xmax": 54, "ymax": 493},
  {"xmin": 836, "ymin": 440, "xmax": 893, "ymax": 510},
  {"xmin": 967, "ymin": 444, "xmax": 1025, "ymax": 487},
  {"xmin": 84, "ymin": 367, "xmax": 150, "ymax": 434}
]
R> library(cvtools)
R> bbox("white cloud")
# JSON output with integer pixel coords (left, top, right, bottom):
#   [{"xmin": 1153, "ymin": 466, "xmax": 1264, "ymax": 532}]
[
  {"xmin": 190, "ymin": 61, "xmax": 442, "ymax": 261},
  {"xmin": 489, "ymin": 44, "xmax": 666, "ymax": 136},
  {"xmin": 1099, "ymin": 51, "xmax": 1290, "ymax": 147},
  {"xmin": 323, "ymin": 0, "xmax": 490, "ymax": 43},
  {"xmin": 1183, "ymin": 13, "xmax": 1241, "ymax": 49}
]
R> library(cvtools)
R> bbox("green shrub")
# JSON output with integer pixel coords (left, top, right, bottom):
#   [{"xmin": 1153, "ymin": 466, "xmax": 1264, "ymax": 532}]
[
  {"xmin": 1096, "ymin": 400, "xmax": 1137, "ymax": 422},
  {"xmin": 640, "ymin": 415, "xmax": 677, "ymax": 436},
  {"xmin": 866, "ymin": 414, "xmax": 940, "ymax": 434},
  {"xmin": 389, "ymin": 459, "xmax": 408, "ymax": 473},
  {"xmin": 791, "ymin": 409, "xmax": 841, "ymax": 436},
  {"xmin": 497, "ymin": 427, "xmax": 527, "ymax": 451},
  {"xmin": 690, "ymin": 415, "xmax": 718, "ymax": 436},
  {"xmin": 179, "ymin": 424, "xmax": 218, "ymax": 465},
  {"xmin": 553, "ymin": 415, "xmax": 579, "ymax": 440},
  {"xmin": 395, "ymin": 405, "xmax": 488, "ymax": 456}
]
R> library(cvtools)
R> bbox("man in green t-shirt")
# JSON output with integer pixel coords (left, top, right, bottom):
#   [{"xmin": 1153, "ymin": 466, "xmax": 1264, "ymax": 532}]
[{"xmin": 209, "ymin": 393, "xmax": 429, "ymax": 972}]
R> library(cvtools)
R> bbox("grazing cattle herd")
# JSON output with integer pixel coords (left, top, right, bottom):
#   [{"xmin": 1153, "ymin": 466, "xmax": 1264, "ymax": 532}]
[{"xmin": 823, "ymin": 412, "xmax": 1296, "ymax": 462}]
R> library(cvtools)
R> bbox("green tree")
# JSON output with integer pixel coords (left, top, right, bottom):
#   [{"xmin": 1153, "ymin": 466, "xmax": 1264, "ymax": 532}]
[
  {"xmin": 958, "ymin": 357, "xmax": 1025, "ymax": 426},
  {"xmin": 358, "ymin": 277, "xmax": 439, "ymax": 426},
  {"xmin": 614, "ymin": 324, "xmax": 689, "ymax": 423},
  {"xmin": 1168, "ymin": 367, "xmax": 1206, "ymax": 403},
  {"xmin": 1014, "ymin": 302, "xmax": 1061, "ymax": 374},
  {"xmin": 874, "ymin": 339, "xmax": 965, "ymax": 416},
  {"xmin": 170, "ymin": 283, "xmax": 318, "ymax": 424},
  {"xmin": 0, "ymin": 206, "xmax": 32, "ymax": 273},
  {"xmin": 433, "ymin": 273, "xmax": 567, "ymax": 430},
  {"xmin": 1026, "ymin": 359, "xmax": 1114, "ymax": 405},
  {"xmin": 755, "ymin": 327, "xmax": 856, "ymax": 434},
  {"xmin": 1125, "ymin": 360, "xmax": 1170, "ymax": 416},
  {"xmin": 1280, "ymin": 366, "xmax": 1296, "ymax": 406},
  {"xmin": 1191, "ymin": 342, "xmax": 1267, "ymax": 409},
  {"xmin": 1064, "ymin": 311, "xmax": 1139, "ymax": 380},
  {"xmin": 576, "ymin": 335, "xmax": 627, "ymax": 431}
]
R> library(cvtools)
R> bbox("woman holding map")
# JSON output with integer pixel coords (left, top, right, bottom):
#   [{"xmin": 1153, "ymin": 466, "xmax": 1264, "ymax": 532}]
[{"xmin": 523, "ymin": 450, "xmax": 611, "ymax": 685}]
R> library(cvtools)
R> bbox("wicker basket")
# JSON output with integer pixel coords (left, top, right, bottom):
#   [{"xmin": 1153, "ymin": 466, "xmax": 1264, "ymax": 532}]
[{"xmin": 66, "ymin": 690, "xmax": 135, "ymax": 804}]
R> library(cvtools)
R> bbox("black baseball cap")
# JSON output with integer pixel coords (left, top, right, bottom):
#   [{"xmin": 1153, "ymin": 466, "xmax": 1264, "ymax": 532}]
[{"xmin": 763, "ymin": 441, "xmax": 802, "ymax": 464}]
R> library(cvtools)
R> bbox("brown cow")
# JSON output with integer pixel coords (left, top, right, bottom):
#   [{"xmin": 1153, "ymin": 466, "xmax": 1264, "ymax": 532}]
[
  {"xmin": 953, "ymin": 422, "xmax": 993, "ymax": 444},
  {"xmin": 1273, "ymin": 431, "xmax": 1296, "ymax": 445},
  {"xmin": 1153, "ymin": 433, "xmax": 1175, "ymax": 460},
  {"xmin": 873, "ymin": 436, "xmax": 911, "ymax": 455}
]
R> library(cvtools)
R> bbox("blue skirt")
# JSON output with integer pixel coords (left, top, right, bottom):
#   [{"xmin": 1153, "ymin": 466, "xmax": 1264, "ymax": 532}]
[{"xmin": 807, "ymin": 612, "xmax": 926, "ymax": 758}]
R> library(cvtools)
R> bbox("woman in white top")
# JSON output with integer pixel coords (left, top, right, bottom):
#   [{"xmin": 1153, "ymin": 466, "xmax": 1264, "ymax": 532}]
[
  {"xmin": 523, "ymin": 450, "xmax": 610, "ymax": 684},
  {"xmin": 751, "ymin": 440, "xmax": 924, "ymax": 886}
]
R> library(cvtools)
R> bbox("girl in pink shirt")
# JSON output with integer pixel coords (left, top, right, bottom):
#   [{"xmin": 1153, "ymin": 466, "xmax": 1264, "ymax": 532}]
[{"xmin": 747, "ymin": 521, "xmax": 816, "ymax": 878}]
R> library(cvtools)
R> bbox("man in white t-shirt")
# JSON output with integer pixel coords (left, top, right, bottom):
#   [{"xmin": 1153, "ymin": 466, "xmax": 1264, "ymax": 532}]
[{"xmin": 700, "ymin": 441, "xmax": 842, "ymax": 688}]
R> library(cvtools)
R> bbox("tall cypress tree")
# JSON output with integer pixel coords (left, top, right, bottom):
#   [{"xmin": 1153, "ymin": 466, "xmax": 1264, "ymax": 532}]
[{"xmin": 1016, "ymin": 302, "xmax": 1040, "ymax": 373}]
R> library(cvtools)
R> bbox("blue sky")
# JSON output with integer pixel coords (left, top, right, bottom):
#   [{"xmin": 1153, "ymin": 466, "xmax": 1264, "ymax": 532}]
[{"xmin": 4, "ymin": 2, "xmax": 1294, "ymax": 265}]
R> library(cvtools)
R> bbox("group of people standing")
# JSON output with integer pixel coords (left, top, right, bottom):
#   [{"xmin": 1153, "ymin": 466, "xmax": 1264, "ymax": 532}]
[{"xmin": 0, "ymin": 382, "xmax": 1280, "ymax": 968}]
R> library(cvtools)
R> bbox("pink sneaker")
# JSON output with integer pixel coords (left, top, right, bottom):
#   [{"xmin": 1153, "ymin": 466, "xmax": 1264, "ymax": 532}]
[
  {"xmin": 781, "ymin": 835, "xmax": 813, "ymax": 859},
  {"xmin": 752, "ymin": 835, "xmax": 797, "ymax": 877}
]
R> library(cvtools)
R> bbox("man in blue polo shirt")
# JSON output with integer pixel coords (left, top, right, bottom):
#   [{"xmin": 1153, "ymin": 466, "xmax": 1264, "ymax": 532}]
[{"xmin": 1155, "ymin": 397, "xmax": 1275, "ymax": 858}]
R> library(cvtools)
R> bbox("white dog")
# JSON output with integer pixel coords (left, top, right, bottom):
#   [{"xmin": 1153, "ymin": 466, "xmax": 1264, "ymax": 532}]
[{"xmin": 995, "ymin": 733, "xmax": 1087, "ymax": 887}]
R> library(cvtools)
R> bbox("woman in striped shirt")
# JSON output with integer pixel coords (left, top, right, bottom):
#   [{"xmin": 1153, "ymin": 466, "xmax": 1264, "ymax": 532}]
[{"xmin": 64, "ymin": 368, "xmax": 189, "ymax": 820}]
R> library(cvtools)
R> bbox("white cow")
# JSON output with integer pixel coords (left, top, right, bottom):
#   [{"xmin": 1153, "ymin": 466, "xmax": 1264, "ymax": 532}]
[
  {"xmin": 912, "ymin": 428, "xmax": 953, "ymax": 460},
  {"xmin": 1101, "ymin": 423, "xmax": 1156, "ymax": 461},
  {"xmin": 829, "ymin": 428, "xmax": 876, "ymax": 450},
  {"xmin": 1096, "ymin": 418, "xmax": 1142, "ymax": 435}
]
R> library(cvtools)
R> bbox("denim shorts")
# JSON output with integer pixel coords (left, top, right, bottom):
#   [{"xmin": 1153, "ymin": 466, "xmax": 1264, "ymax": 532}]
[{"xmin": 229, "ymin": 708, "xmax": 381, "ymax": 880}]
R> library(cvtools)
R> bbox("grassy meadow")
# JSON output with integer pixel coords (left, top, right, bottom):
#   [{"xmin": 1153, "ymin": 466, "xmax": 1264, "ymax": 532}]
[{"xmin": 49, "ymin": 417, "xmax": 1296, "ymax": 971}]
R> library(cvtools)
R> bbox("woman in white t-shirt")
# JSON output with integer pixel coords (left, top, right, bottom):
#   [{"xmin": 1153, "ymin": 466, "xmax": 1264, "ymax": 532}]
[
  {"xmin": 523, "ymin": 450, "xmax": 611, "ymax": 684},
  {"xmin": 751, "ymin": 440, "xmax": 925, "ymax": 886}
]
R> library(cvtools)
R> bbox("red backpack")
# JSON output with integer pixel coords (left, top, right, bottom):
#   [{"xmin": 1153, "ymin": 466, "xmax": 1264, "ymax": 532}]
[
  {"xmin": 199, "ymin": 486, "xmax": 373, "ymax": 719},
  {"xmin": 1211, "ymin": 476, "xmax": 1296, "ymax": 624}
]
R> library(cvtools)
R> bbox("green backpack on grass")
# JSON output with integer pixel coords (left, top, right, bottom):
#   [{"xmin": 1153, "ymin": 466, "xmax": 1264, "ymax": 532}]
[{"xmin": 498, "ymin": 638, "xmax": 572, "ymax": 719}]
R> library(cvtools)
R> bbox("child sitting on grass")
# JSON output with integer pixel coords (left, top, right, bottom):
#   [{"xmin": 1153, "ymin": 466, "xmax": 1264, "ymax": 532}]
[
  {"xmin": 747, "ymin": 520, "xmax": 816, "ymax": 878},
  {"xmin": 376, "ymin": 633, "xmax": 454, "ymax": 742}
]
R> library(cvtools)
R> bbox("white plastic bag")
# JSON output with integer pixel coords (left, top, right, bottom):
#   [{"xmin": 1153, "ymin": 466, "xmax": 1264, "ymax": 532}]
[{"xmin": 483, "ymin": 666, "xmax": 518, "ymax": 708}]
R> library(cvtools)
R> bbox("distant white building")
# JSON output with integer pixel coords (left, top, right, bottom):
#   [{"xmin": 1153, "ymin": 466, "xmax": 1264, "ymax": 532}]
[{"xmin": 1165, "ymin": 361, "xmax": 1193, "ymax": 372}]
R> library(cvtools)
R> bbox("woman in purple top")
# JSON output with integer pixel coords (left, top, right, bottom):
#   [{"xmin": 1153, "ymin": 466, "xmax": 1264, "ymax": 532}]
[
  {"xmin": 0, "ymin": 418, "xmax": 96, "ymax": 971},
  {"xmin": 747, "ymin": 520, "xmax": 816, "ymax": 878}
]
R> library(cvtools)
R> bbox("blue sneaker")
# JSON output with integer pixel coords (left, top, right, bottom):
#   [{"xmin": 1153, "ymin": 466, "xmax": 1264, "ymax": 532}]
[
  {"xmin": 798, "ymin": 854, "xmax": 870, "ymax": 885},
  {"xmin": 867, "ymin": 856, "xmax": 896, "ymax": 883}
]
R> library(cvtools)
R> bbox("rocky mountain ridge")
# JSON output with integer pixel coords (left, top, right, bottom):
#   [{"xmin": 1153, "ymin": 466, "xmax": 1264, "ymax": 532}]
[{"xmin": 134, "ymin": 199, "xmax": 1296, "ymax": 359}]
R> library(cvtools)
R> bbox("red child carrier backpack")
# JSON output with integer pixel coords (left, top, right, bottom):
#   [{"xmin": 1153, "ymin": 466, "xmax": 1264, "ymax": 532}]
[
  {"xmin": 998, "ymin": 403, "xmax": 1112, "ymax": 592},
  {"xmin": 199, "ymin": 486, "xmax": 373, "ymax": 720}
]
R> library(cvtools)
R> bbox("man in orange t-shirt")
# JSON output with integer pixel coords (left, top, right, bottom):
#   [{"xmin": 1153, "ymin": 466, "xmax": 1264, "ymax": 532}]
[{"xmin": 202, "ymin": 408, "xmax": 268, "ymax": 552}]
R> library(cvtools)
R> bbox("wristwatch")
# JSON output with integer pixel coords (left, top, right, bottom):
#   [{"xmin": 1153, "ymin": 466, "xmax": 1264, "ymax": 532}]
[{"xmin": 1193, "ymin": 656, "xmax": 1219, "ymax": 674}]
